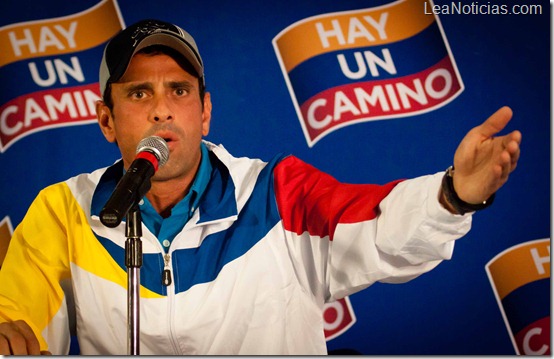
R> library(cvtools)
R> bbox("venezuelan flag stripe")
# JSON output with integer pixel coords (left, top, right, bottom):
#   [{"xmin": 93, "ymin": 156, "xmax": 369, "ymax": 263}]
[
  {"xmin": 501, "ymin": 278, "xmax": 550, "ymax": 335},
  {"xmin": 0, "ymin": 45, "xmax": 104, "ymax": 103},
  {"xmin": 274, "ymin": 0, "xmax": 435, "ymax": 73},
  {"xmin": 0, "ymin": 83, "xmax": 101, "ymax": 151},
  {"xmin": 172, "ymin": 154, "xmax": 283, "ymax": 294},
  {"xmin": 514, "ymin": 317, "xmax": 550, "ymax": 355},
  {"xmin": 93, "ymin": 233, "xmax": 168, "ymax": 297},
  {"xmin": 0, "ymin": 0, "xmax": 122, "ymax": 67},
  {"xmin": 289, "ymin": 21, "xmax": 447, "ymax": 104},
  {"xmin": 487, "ymin": 239, "xmax": 550, "ymax": 300},
  {"xmin": 298, "ymin": 56, "xmax": 460, "ymax": 145},
  {"xmin": 274, "ymin": 156, "xmax": 400, "ymax": 240},
  {"xmin": 89, "ymin": 161, "xmax": 167, "ymax": 297}
]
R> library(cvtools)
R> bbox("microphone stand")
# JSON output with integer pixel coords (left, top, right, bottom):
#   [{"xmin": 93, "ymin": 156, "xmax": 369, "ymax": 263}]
[{"xmin": 125, "ymin": 204, "xmax": 142, "ymax": 355}]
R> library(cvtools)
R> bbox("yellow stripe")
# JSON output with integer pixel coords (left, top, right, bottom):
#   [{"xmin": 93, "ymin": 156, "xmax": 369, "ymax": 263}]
[
  {"xmin": 0, "ymin": 181, "xmax": 163, "ymax": 351},
  {"xmin": 487, "ymin": 239, "xmax": 550, "ymax": 299},
  {"xmin": 274, "ymin": 0, "xmax": 435, "ymax": 72},
  {"xmin": 59, "ymin": 184, "xmax": 163, "ymax": 299},
  {"xmin": 0, "ymin": 183, "xmax": 73, "ymax": 350},
  {"xmin": 0, "ymin": 0, "xmax": 123, "ymax": 67}
]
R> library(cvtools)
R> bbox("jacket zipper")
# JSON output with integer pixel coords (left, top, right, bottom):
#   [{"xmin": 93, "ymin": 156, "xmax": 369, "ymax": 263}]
[
  {"xmin": 160, "ymin": 247, "xmax": 181, "ymax": 355},
  {"xmin": 162, "ymin": 253, "xmax": 172, "ymax": 286}
]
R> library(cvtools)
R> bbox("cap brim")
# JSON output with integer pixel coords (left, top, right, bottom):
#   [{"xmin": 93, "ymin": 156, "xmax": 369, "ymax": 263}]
[{"xmin": 134, "ymin": 33, "xmax": 204, "ymax": 80}]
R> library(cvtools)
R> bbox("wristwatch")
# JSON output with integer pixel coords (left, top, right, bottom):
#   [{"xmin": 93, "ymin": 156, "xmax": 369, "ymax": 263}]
[{"xmin": 441, "ymin": 166, "xmax": 495, "ymax": 215}]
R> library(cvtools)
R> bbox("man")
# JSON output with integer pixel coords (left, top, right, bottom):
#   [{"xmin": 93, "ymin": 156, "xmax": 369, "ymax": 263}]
[{"xmin": 0, "ymin": 19, "xmax": 521, "ymax": 355}]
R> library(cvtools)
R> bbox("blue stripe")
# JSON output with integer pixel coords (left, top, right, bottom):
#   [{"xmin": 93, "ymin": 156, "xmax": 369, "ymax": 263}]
[
  {"xmin": 90, "ymin": 152, "xmax": 286, "ymax": 296},
  {"xmin": 172, "ymin": 154, "xmax": 285, "ymax": 294},
  {"xmin": 91, "ymin": 160, "xmax": 123, "ymax": 217},
  {"xmin": 94, "ymin": 233, "xmax": 167, "ymax": 295},
  {"xmin": 288, "ymin": 22, "xmax": 448, "ymax": 104},
  {"xmin": 501, "ymin": 278, "xmax": 550, "ymax": 334},
  {"xmin": 0, "ymin": 45, "xmax": 104, "ymax": 103},
  {"xmin": 91, "ymin": 160, "xmax": 167, "ymax": 295},
  {"xmin": 196, "ymin": 151, "xmax": 238, "ymax": 224}
]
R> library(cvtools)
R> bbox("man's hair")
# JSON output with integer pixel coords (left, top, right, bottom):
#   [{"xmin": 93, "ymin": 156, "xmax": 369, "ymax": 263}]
[{"xmin": 102, "ymin": 45, "xmax": 206, "ymax": 111}]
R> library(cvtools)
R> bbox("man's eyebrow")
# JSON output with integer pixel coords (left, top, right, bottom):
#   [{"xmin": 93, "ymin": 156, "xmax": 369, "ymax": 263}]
[
  {"xmin": 121, "ymin": 82, "xmax": 153, "ymax": 92},
  {"xmin": 166, "ymin": 80, "xmax": 194, "ymax": 89}
]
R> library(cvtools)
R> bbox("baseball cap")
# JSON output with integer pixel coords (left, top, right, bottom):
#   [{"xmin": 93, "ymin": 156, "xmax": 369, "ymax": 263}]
[{"xmin": 99, "ymin": 19, "xmax": 204, "ymax": 96}]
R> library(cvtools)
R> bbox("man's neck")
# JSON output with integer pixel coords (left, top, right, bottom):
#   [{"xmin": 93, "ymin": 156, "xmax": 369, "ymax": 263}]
[{"xmin": 146, "ymin": 177, "xmax": 192, "ymax": 218}]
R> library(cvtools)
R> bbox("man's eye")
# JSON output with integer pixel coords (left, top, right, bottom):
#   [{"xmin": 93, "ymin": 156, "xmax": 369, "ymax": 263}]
[
  {"xmin": 175, "ymin": 88, "xmax": 189, "ymax": 96},
  {"xmin": 131, "ymin": 91, "xmax": 145, "ymax": 99}
]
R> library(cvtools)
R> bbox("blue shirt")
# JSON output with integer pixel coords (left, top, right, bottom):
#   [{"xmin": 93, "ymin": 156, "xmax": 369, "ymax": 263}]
[{"xmin": 139, "ymin": 142, "xmax": 212, "ymax": 251}]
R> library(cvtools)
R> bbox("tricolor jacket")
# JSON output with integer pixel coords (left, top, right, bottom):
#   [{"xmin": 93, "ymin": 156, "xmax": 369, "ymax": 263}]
[{"xmin": 0, "ymin": 141, "xmax": 471, "ymax": 355}]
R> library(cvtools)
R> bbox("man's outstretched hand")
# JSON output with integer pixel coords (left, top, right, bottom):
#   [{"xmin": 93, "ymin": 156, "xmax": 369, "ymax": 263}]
[{"xmin": 449, "ymin": 106, "xmax": 522, "ymax": 207}]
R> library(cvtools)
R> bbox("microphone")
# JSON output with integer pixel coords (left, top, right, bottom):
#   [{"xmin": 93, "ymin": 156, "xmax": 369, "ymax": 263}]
[{"xmin": 100, "ymin": 136, "xmax": 169, "ymax": 228}]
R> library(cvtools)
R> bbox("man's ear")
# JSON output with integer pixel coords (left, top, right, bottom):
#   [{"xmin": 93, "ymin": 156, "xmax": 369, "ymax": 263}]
[
  {"xmin": 201, "ymin": 92, "xmax": 212, "ymax": 137},
  {"xmin": 96, "ymin": 100, "xmax": 116, "ymax": 143}
]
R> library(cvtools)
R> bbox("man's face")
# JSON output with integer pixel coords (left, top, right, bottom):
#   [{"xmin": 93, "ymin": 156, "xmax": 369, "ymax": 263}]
[{"xmin": 97, "ymin": 52, "xmax": 212, "ymax": 184}]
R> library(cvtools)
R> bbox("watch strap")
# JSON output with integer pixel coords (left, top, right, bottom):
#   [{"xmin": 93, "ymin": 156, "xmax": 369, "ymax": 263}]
[{"xmin": 441, "ymin": 166, "xmax": 495, "ymax": 215}]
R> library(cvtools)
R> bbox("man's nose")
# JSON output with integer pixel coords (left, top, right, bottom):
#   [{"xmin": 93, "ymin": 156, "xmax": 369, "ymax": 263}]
[{"xmin": 150, "ymin": 96, "xmax": 174, "ymax": 122}]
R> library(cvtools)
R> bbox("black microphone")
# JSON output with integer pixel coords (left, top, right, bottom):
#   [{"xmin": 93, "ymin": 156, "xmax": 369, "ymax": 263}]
[{"xmin": 100, "ymin": 136, "xmax": 169, "ymax": 228}]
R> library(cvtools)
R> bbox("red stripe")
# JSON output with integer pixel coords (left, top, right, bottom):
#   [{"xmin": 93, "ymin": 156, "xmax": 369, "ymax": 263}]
[
  {"xmin": 274, "ymin": 156, "xmax": 402, "ymax": 241},
  {"xmin": 0, "ymin": 83, "xmax": 100, "ymax": 151},
  {"xmin": 515, "ymin": 317, "xmax": 550, "ymax": 355},
  {"xmin": 136, "ymin": 151, "xmax": 159, "ymax": 171},
  {"xmin": 299, "ymin": 57, "xmax": 461, "ymax": 144}
]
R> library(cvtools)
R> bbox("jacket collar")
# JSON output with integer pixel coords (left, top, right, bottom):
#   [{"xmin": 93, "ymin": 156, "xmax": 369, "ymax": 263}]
[{"xmin": 91, "ymin": 147, "xmax": 238, "ymax": 225}]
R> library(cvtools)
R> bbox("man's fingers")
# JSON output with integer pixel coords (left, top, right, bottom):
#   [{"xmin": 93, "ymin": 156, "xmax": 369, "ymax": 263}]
[
  {"xmin": 0, "ymin": 320, "xmax": 42, "ymax": 355},
  {"xmin": 14, "ymin": 320, "xmax": 41, "ymax": 355},
  {"xmin": 0, "ymin": 332, "xmax": 10, "ymax": 355},
  {"xmin": 478, "ymin": 106, "xmax": 513, "ymax": 138},
  {"xmin": 502, "ymin": 130, "xmax": 522, "ymax": 170},
  {"xmin": 500, "ymin": 151, "xmax": 512, "ymax": 179},
  {"xmin": 502, "ymin": 130, "xmax": 522, "ymax": 150}
]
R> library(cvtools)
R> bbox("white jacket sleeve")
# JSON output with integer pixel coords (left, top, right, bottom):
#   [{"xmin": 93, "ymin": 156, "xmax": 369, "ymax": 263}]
[{"xmin": 328, "ymin": 172, "xmax": 472, "ymax": 300}]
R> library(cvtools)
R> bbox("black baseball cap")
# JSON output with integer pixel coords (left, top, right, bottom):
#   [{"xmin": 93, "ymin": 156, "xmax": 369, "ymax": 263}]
[{"xmin": 99, "ymin": 19, "xmax": 204, "ymax": 96}]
